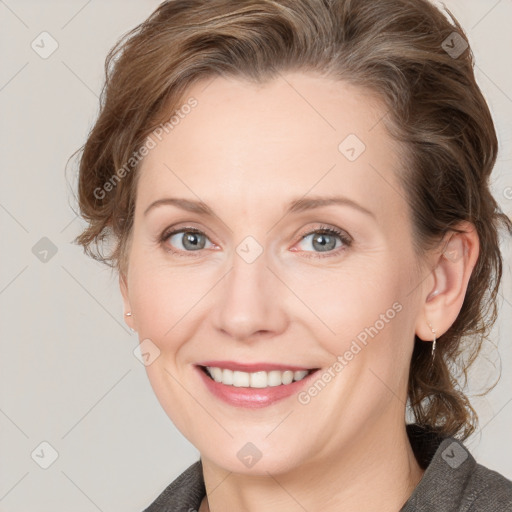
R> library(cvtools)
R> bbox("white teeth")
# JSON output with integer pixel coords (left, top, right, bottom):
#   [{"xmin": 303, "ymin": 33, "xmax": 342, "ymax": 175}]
[
  {"xmin": 222, "ymin": 369, "xmax": 233, "ymax": 385},
  {"xmin": 205, "ymin": 367, "xmax": 311, "ymax": 387},
  {"xmin": 210, "ymin": 367, "xmax": 223, "ymax": 382},
  {"xmin": 294, "ymin": 370, "xmax": 308, "ymax": 381},
  {"xmin": 233, "ymin": 371, "xmax": 250, "ymax": 387},
  {"xmin": 267, "ymin": 370, "xmax": 282, "ymax": 387},
  {"xmin": 282, "ymin": 370, "xmax": 294, "ymax": 385},
  {"xmin": 250, "ymin": 371, "xmax": 268, "ymax": 388}
]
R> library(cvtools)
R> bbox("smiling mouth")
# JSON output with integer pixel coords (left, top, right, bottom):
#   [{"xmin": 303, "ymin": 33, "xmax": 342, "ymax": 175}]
[{"xmin": 200, "ymin": 365, "xmax": 317, "ymax": 388}]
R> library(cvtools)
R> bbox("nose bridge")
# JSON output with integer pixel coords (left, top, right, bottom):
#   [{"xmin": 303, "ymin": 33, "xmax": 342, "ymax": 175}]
[{"xmin": 212, "ymin": 238, "xmax": 286, "ymax": 340}]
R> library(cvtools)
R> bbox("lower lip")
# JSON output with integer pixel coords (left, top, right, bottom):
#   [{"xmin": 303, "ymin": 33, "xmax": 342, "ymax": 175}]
[{"xmin": 196, "ymin": 367, "xmax": 317, "ymax": 408}]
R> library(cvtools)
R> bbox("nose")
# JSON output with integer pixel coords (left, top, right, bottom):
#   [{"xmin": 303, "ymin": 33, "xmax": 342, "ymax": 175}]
[{"xmin": 212, "ymin": 248, "xmax": 288, "ymax": 343}]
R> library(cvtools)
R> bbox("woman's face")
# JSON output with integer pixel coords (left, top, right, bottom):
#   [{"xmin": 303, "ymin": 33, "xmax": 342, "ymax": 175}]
[{"xmin": 121, "ymin": 72, "xmax": 428, "ymax": 474}]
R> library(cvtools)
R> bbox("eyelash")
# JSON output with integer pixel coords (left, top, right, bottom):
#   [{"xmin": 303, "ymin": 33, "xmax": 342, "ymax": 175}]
[
  {"xmin": 298, "ymin": 225, "xmax": 352, "ymax": 259},
  {"xmin": 159, "ymin": 224, "xmax": 352, "ymax": 259}
]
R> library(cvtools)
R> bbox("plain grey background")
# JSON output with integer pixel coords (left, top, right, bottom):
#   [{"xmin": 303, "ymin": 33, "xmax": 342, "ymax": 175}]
[{"xmin": 0, "ymin": 1, "xmax": 511, "ymax": 510}]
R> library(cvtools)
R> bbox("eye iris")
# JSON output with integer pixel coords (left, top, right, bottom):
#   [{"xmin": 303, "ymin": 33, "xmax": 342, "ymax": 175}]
[
  {"xmin": 182, "ymin": 232, "xmax": 205, "ymax": 250},
  {"xmin": 167, "ymin": 229, "xmax": 344, "ymax": 254},
  {"xmin": 312, "ymin": 232, "xmax": 337, "ymax": 252}
]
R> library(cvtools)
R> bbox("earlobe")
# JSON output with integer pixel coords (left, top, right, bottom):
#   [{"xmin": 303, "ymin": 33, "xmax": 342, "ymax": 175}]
[
  {"xmin": 415, "ymin": 222, "xmax": 479, "ymax": 342},
  {"xmin": 119, "ymin": 272, "xmax": 134, "ymax": 329}
]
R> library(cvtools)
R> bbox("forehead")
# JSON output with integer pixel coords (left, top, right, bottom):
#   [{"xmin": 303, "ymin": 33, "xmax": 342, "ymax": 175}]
[{"xmin": 136, "ymin": 72, "xmax": 407, "ymax": 224}]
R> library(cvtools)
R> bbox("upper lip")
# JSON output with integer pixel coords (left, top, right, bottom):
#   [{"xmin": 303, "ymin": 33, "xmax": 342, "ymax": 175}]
[{"xmin": 197, "ymin": 360, "xmax": 316, "ymax": 372}]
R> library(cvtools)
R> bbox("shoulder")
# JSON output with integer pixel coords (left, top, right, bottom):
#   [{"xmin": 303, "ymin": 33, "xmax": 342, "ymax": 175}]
[
  {"xmin": 465, "ymin": 462, "xmax": 512, "ymax": 511},
  {"xmin": 403, "ymin": 426, "xmax": 512, "ymax": 512},
  {"xmin": 142, "ymin": 460, "xmax": 205, "ymax": 512}
]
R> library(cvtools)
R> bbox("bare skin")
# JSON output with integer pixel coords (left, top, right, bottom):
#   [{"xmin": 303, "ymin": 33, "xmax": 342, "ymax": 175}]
[{"xmin": 121, "ymin": 72, "xmax": 479, "ymax": 511}]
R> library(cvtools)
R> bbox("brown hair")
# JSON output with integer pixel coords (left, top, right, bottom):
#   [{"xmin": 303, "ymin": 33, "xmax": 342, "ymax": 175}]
[{"xmin": 73, "ymin": 0, "xmax": 512, "ymax": 440}]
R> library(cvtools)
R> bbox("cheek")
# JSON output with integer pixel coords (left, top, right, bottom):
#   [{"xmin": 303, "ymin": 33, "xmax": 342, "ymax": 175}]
[
  {"xmin": 283, "ymin": 258, "xmax": 402, "ymax": 334},
  {"xmin": 307, "ymin": 261, "xmax": 414, "ymax": 367},
  {"xmin": 128, "ymin": 257, "xmax": 214, "ymax": 348}
]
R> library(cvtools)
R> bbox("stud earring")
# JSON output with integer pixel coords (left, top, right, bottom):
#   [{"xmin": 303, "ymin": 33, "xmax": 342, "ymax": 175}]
[{"xmin": 124, "ymin": 312, "xmax": 135, "ymax": 334}]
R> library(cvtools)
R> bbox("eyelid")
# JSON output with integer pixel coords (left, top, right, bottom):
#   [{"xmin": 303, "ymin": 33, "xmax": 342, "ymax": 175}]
[
  {"xmin": 159, "ymin": 225, "xmax": 216, "ymax": 257},
  {"xmin": 292, "ymin": 224, "xmax": 352, "ymax": 258},
  {"xmin": 296, "ymin": 224, "xmax": 352, "ymax": 243},
  {"xmin": 159, "ymin": 223, "xmax": 352, "ymax": 258}
]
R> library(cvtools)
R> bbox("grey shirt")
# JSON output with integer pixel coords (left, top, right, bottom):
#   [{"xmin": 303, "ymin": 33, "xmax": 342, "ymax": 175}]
[{"xmin": 143, "ymin": 424, "xmax": 512, "ymax": 511}]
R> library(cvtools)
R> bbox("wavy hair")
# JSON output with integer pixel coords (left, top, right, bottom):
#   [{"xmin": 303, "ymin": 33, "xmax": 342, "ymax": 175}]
[{"xmin": 73, "ymin": 0, "xmax": 512, "ymax": 439}]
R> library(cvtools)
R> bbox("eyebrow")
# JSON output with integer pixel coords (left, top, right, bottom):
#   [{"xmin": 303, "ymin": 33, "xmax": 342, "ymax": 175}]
[{"xmin": 143, "ymin": 195, "xmax": 375, "ymax": 219}]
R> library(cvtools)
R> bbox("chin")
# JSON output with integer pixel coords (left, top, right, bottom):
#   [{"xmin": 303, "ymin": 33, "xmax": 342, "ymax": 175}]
[{"xmin": 196, "ymin": 434, "xmax": 310, "ymax": 477}]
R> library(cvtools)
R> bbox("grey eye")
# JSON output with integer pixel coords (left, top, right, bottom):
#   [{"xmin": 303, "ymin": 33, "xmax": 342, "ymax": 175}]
[
  {"xmin": 167, "ymin": 230, "xmax": 212, "ymax": 251},
  {"xmin": 298, "ymin": 231, "xmax": 344, "ymax": 253}
]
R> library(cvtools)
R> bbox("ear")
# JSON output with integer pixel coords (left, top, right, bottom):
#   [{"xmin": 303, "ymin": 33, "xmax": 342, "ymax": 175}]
[
  {"xmin": 415, "ymin": 221, "xmax": 480, "ymax": 342},
  {"xmin": 119, "ymin": 272, "xmax": 134, "ymax": 330}
]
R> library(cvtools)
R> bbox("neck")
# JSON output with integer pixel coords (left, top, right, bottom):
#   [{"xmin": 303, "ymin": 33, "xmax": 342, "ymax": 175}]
[{"xmin": 200, "ymin": 421, "xmax": 424, "ymax": 512}]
